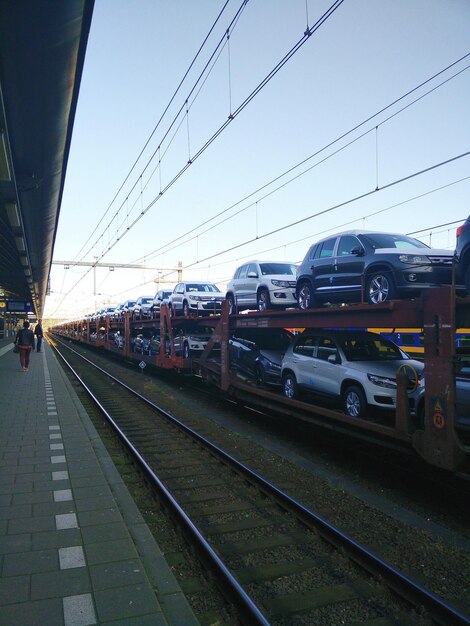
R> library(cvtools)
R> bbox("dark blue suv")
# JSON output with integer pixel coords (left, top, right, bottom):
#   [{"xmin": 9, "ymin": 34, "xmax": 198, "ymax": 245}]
[
  {"xmin": 455, "ymin": 215, "xmax": 470, "ymax": 294},
  {"xmin": 296, "ymin": 230, "xmax": 461, "ymax": 309}
]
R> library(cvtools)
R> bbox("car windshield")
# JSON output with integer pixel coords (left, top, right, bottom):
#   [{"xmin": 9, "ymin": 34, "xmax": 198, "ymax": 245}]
[
  {"xmin": 259, "ymin": 263, "xmax": 296, "ymax": 276},
  {"xmin": 362, "ymin": 233, "xmax": 429, "ymax": 251},
  {"xmin": 339, "ymin": 334, "xmax": 406, "ymax": 361},
  {"xmin": 142, "ymin": 298, "xmax": 153, "ymax": 304},
  {"xmin": 162, "ymin": 291, "xmax": 172, "ymax": 298},
  {"xmin": 186, "ymin": 283, "xmax": 220, "ymax": 293}
]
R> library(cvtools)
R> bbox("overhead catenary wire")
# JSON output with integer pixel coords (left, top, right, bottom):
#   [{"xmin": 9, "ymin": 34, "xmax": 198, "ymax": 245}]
[
  {"xmin": 73, "ymin": 0, "xmax": 346, "ymax": 269},
  {"xmin": 133, "ymin": 53, "xmax": 470, "ymax": 264},
  {"xmin": 50, "ymin": 1, "xmax": 346, "ymax": 315},
  {"xmin": 180, "ymin": 150, "xmax": 470, "ymax": 270},
  {"xmin": 75, "ymin": 0, "xmax": 252, "ymax": 266},
  {"xmin": 180, "ymin": 175, "xmax": 470, "ymax": 275},
  {"xmin": 70, "ymin": 0, "xmax": 234, "ymax": 264}
]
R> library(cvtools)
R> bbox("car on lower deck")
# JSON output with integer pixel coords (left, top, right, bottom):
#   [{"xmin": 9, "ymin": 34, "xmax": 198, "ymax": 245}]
[
  {"xmin": 229, "ymin": 328, "xmax": 294, "ymax": 385},
  {"xmin": 296, "ymin": 230, "xmax": 463, "ymax": 309},
  {"xmin": 411, "ymin": 351, "xmax": 470, "ymax": 426},
  {"xmin": 281, "ymin": 329, "xmax": 423, "ymax": 417},
  {"xmin": 174, "ymin": 325, "xmax": 218, "ymax": 358},
  {"xmin": 226, "ymin": 260, "xmax": 297, "ymax": 313}
]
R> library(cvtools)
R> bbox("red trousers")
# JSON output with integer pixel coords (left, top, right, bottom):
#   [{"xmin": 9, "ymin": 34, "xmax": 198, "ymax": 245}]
[{"xmin": 19, "ymin": 346, "xmax": 32, "ymax": 369}]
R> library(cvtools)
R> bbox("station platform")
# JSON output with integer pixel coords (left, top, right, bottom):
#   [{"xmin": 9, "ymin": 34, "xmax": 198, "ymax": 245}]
[{"xmin": 0, "ymin": 336, "xmax": 198, "ymax": 626}]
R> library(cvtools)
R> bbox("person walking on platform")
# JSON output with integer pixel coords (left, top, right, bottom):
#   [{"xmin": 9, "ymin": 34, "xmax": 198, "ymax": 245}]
[
  {"xmin": 34, "ymin": 319, "xmax": 44, "ymax": 352},
  {"xmin": 14, "ymin": 320, "xmax": 35, "ymax": 372}
]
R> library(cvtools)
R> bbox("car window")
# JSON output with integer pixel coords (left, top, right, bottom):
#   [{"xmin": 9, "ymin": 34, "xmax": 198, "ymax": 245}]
[
  {"xmin": 247, "ymin": 263, "xmax": 258, "ymax": 276},
  {"xmin": 339, "ymin": 334, "xmax": 405, "ymax": 361},
  {"xmin": 307, "ymin": 244, "xmax": 317, "ymax": 260},
  {"xmin": 362, "ymin": 233, "xmax": 429, "ymax": 250},
  {"xmin": 176, "ymin": 284, "xmax": 185, "ymax": 294},
  {"xmin": 256, "ymin": 331, "xmax": 292, "ymax": 350},
  {"xmin": 316, "ymin": 337, "xmax": 338, "ymax": 361},
  {"xmin": 259, "ymin": 263, "xmax": 297, "ymax": 275},
  {"xmin": 293, "ymin": 335, "xmax": 315, "ymax": 357},
  {"xmin": 237, "ymin": 265, "xmax": 248, "ymax": 279},
  {"xmin": 315, "ymin": 238, "xmax": 336, "ymax": 259},
  {"xmin": 337, "ymin": 235, "xmax": 361, "ymax": 256},
  {"xmin": 186, "ymin": 283, "xmax": 220, "ymax": 292}
]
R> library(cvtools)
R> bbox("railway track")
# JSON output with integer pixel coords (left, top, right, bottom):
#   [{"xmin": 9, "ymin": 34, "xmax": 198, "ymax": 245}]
[{"xmin": 51, "ymin": 337, "xmax": 470, "ymax": 626}]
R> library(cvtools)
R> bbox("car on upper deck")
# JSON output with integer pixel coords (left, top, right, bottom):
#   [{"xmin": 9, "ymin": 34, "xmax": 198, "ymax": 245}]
[
  {"xmin": 296, "ymin": 230, "xmax": 463, "ymax": 309},
  {"xmin": 226, "ymin": 260, "xmax": 297, "ymax": 313},
  {"xmin": 132, "ymin": 296, "xmax": 154, "ymax": 319},
  {"xmin": 455, "ymin": 214, "xmax": 470, "ymax": 294},
  {"xmin": 169, "ymin": 281, "xmax": 224, "ymax": 317},
  {"xmin": 115, "ymin": 300, "xmax": 136, "ymax": 319},
  {"xmin": 151, "ymin": 289, "xmax": 173, "ymax": 314}
]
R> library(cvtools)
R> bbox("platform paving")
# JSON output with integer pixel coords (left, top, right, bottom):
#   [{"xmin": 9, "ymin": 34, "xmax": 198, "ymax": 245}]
[{"xmin": 0, "ymin": 336, "xmax": 199, "ymax": 625}]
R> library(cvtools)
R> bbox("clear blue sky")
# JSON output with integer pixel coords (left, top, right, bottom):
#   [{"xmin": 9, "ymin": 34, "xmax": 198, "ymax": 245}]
[{"xmin": 46, "ymin": 0, "xmax": 470, "ymax": 318}]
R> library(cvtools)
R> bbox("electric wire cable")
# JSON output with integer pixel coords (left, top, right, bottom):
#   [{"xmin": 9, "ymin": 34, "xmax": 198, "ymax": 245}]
[
  {"xmin": 134, "ymin": 54, "xmax": 470, "ymax": 263},
  {"xmin": 73, "ymin": 0, "xmax": 345, "ymax": 269},
  {"xmin": 70, "ymin": 0, "xmax": 233, "ymax": 264}
]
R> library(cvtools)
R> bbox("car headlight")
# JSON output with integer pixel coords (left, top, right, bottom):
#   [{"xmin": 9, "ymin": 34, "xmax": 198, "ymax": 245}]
[
  {"xmin": 271, "ymin": 280, "xmax": 289, "ymax": 287},
  {"xmin": 367, "ymin": 373, "xmax": 397, "ymax": 389},
  {"xmin": 398, "ymin": 254, "xmax": 430, "ymax": 264},
  {"xmin": 189, "ymin": 295, "xmax": 202, "ymax": 301}
]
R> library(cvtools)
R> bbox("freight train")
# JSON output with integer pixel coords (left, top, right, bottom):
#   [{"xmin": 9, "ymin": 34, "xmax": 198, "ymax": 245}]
[{"xmin": 50, "ymin": 286, "xmax": 470, "ymax": 474}]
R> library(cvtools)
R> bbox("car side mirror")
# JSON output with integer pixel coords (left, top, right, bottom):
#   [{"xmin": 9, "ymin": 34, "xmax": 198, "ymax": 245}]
[
  {"xmin": 351, "ymin": 246, "xmax": 364, "ymax": 256},
  {"xmin": 247, "ymin": 271, "xmax": 258, "ymax": 278},
  {"xmin": 328, "ymin": 354, "xmax": 339, "ymax": 364}
]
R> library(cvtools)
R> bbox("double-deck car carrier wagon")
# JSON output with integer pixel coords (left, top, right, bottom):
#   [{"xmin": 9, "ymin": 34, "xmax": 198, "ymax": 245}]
[{"xmin": 51, "ymin": 287, "xmax": 470, "ymax": 474}]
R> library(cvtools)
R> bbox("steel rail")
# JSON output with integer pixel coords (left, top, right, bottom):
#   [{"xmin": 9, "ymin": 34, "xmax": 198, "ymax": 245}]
[
  {"xmin": 52, "ymin": 342, "xmax": 270, "ymax": 626},
  {"xmin": 53, "ymin": 339, "xmax": 470, "ymax": 626}
]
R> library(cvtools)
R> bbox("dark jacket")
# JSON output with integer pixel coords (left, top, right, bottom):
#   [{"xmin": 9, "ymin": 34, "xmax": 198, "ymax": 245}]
[
  {"xmin": 16, "ymin": 328, "xmax": 35, "ymax": 347},
  {"xmin": 34, "ymin": 324, "xmax": 43, "ymax": 338}
]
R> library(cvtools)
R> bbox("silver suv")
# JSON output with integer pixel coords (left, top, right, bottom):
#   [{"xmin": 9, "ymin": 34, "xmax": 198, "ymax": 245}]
[
  {"xmin": 281, "ymin": 329, "xmax": 423, "ymax": 418},
  {"xmin": 226, "ymin": 260, "xmax": 297, "ymax": 313}
]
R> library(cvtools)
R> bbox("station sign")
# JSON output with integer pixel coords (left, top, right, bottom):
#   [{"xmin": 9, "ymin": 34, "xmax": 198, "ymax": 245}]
[{"xmin": 6, "ymin": 300, "xmax": 31, "ymax": 313}]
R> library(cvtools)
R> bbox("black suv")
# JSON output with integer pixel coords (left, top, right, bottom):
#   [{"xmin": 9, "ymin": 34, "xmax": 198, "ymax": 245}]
[
  {"xmin": 296, "ymin": 230, "xmax": 461, "ymax": 309},
  {"xmin": 455, "ymin": 215, "xmax": 470, "ymax": 294}
]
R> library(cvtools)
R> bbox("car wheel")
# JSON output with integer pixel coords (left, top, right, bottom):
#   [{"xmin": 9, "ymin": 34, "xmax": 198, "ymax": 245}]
[
  {"xmin": 255, "ymin": 364, "xmax": 265, "ymax": 385},
  {"xmin": 342, "ymin": 385, "xmax": 367, "ymax": 418},
  {"xmin": 283, "ymin": 371, "xmax": 298, "ymax": 399},
  {"xmin": 183, "ymin": 301, "xmax": 189, "ymax": 317},
  {"xmin": 297, "ymin": 281, "xmax": 315, "ymax": 310},
  {"xmin": 183, "ymin": 342, "xmax": 190, "ymax": 359},
  {"xmin": 227, "ymin": 294, "xmax": 235, "ymax": 315},
  {"xmin": 366, "ymin": 271, "xmax": 396, "ymax": 304},
  {"xmin": 257, "ymin": 288, "xmax": 271, "ymax": 312}
]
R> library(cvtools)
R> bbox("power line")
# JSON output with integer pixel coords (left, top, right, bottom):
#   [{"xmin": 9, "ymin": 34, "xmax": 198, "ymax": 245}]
[
  {"xmin": 133, "ymin": 53, "xmax": 470, "ymax": 263},
  {"xmin": 70, "ymin": 0, "xmax": 234, "ymax": 264},
  {"xmin": 73, "ymin": 0, "xmax": 345, "ymax": 270},
  {"xmin": 179, "ymin": 150, "xmax": 470, "ymax": 269}
]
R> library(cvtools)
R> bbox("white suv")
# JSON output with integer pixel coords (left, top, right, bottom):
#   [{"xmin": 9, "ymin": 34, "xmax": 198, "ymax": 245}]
[
  {"xmin": 281, "ymin": 330, "xmax": 423, "ymax": 418},
  {"xmin": 226, "ymin": 260, "xmax": 297, "ymax": 313},
  {"xmin": 169, "ymin": 281, "xmax": 224, "ymax": 317}
]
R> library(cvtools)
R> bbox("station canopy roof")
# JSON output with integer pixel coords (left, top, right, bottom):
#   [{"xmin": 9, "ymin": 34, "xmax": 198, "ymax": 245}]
[{"xmin": 0, "ymin": 0, "xmax": 94, "ymax": 318}]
